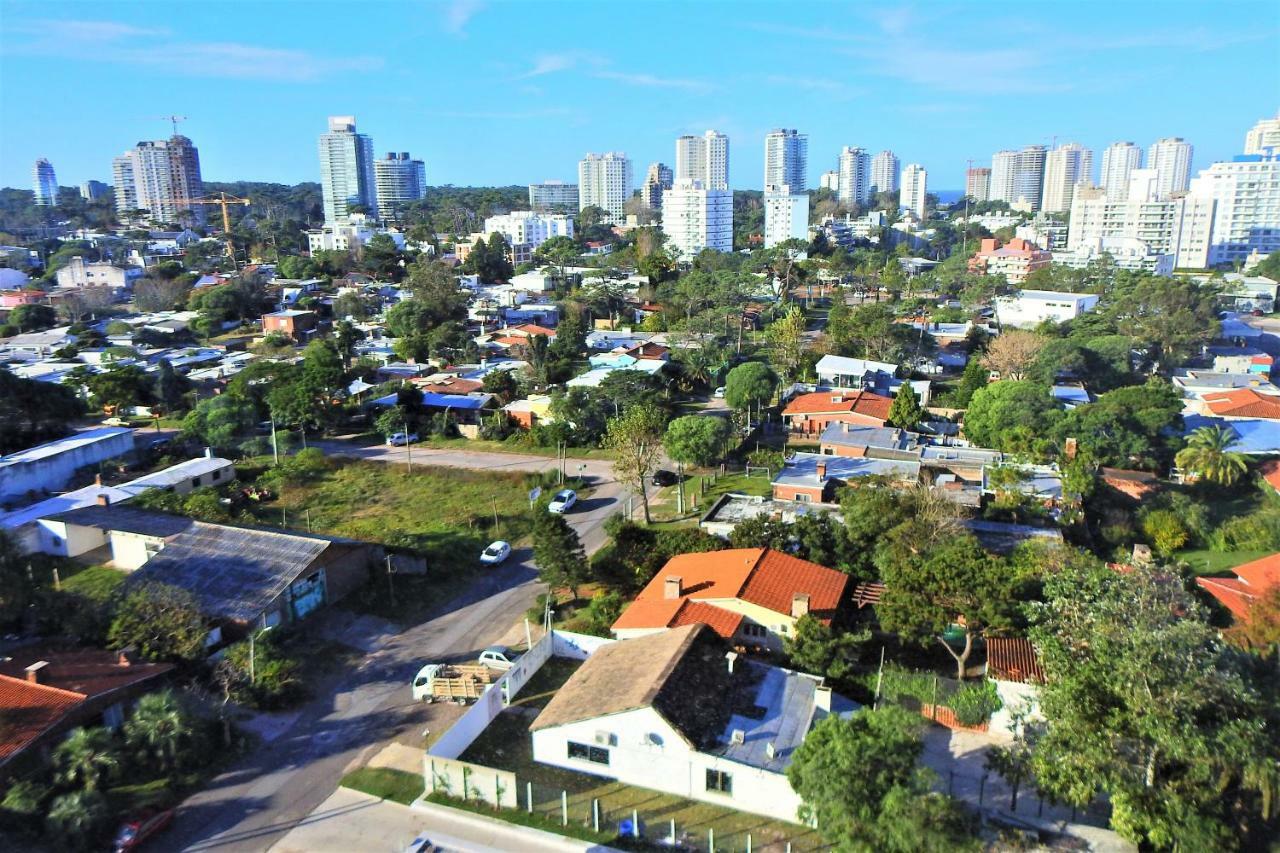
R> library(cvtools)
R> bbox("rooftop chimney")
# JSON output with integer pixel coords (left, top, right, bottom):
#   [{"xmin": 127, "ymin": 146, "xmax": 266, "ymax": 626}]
[
  {"xmin": 791, "ymin": 592, "xmax": 811, "ymax": 618},
  {"xmin": 96, "ymin": 494, "xmax": 110, "ymax": 507},
  {"xmin": 664, "ymin": 575, "xmax": 683, "ymax": 600},
  {"xmin": 94, "ymin": 473, "xmax": 103, "ymax": 486},
  {"xmin": 116, "ymin": 647, "xmax": 137, "ymax": 667},
  {"xmin": 725, "ymin": 651, "xmax": 738, "ymax": 674},
  {"xmin": 1064, "ymin": 437, "xmax": 1078, "ymax": 460},
  {"xmin": 816, "ymin": 461, "xmax": 827, "ymax": 482},
  {"xmin": 204, "ymin": 447, "xmax": 214, "ymax": 459},
  {"xmin": 815, "ymin": 685, "xmax": 832, "ymax": 712},
  {"xmin": 25, "ymin": 661, "xmax": 48, "ymax": 684}
]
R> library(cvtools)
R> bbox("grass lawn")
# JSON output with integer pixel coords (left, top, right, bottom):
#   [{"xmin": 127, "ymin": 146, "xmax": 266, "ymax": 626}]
[
  {"xmin": 418, "ymin": 435, "xmax": 613, "ymax": 460},
  {"xmin": 458, "ymin": 660, "xmax": 826, "ymax": 852},
  {"xmin": 59, "ymin": 564, "xmax": 125, "ymax": 598},
  {"xmin": 648, "ymin": 470, "xmax": 774, "ymax": 529},
  {"xmin": 340, "ymin": 767, "xmax": 425, "ymax": 805},
  {"xmin": 1174, "ymin": 548, "xmax": 1271, "ymax": 576}
]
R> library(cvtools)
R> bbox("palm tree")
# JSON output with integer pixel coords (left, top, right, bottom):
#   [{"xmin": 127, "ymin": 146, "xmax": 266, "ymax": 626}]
[
  {"xmin": 1175, "ymin": 425, "xmax": 1248, "ymax": 486},
  {"xmin": 46, "ymin": 790, "xmax": 110, "ymax": 851},
  {"xmin": 124, "ymin": 689, "xmax": 195, "ymax": 772},
  {"xmin": 54, "ymin": 727, "xmax": 119, "ymax": 792}
]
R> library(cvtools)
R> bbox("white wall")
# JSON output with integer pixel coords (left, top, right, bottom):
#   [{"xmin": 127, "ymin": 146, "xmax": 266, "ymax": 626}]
[
  {"xmin": 107, "ymin": 531, "xmax": 164, "ymax": 571},
  {"xmin": 532, "ymin": 707, "xmax": 804, "ymax": 823},
  {"xmin": 988, "ymin": 680, "xmax": 1043, "ymax": 739},
  {"xmin": 35, "ymin": 520, "xmax": 107, "ymax": 557}
]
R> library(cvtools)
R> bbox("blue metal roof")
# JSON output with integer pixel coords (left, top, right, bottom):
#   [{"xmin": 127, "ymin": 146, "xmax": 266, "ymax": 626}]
[{"xmin": 1184, "ymin": 414, "xmax": 1280, "ymax": 455}]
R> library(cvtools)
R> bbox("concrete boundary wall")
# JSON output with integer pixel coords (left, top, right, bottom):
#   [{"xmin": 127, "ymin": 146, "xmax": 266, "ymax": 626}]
[{"xmin": 425, "ymin": 756, "xmax": 519, "ymax": 809}]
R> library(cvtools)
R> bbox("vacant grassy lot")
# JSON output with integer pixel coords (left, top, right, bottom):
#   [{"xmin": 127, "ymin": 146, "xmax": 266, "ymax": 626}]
[
  {"xmin": 459, "ymin": 658, "xmax": 826, "ymax": 852},
  {"xmin": 340, "ymin": 767, "xmax": 425, "ymax": 805},
  {"xmin": 649, "ymin": 470, "xmax": 774, "ymax": 529},
  {"xmin": 1174, "ymin": 548, "xmax": 1272, "ymax": 576}
]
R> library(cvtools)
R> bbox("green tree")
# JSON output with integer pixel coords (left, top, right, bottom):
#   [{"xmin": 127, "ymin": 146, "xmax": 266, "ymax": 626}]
[
  {"xmin": 1175, "ymin": 425, "xmax": 1248, "ymax": 486},
  {"xmin": 887, "ymin": 382, "xmax": 923, "ymax": 430},
  {"xmin": 358, "ymin": 233, "xmax": 404, "ymax": 280},
  {"xmin": 663, "ymin": 415, "xmax": 731, "ymax": 513},
  {"xmin": 84, "ymin": 363, "xmax": 151, "ymax": 414},
  {"xmin": 962, "ymin": 380, "xmax": 1061, "ymax": 457},
  {"xmin": 181, "ymin": 392, "xmax": 257, "ymax": 449},
  {"xmin": 784, "ymin": 614, "xmax": 869, "ymax": 681},
  {"xmin": 1103, "ymin": 272, "xmax": 1219, "ymax": 369},
  {"xmin": 532, "ymin": 510, "xmax": 588, "ymax": 598},
  {"xmin": 54, "ymin": 727, "xmax": 119, "ymax": 792},
  {"xmin": 10, "ymin": 303, "xmax": 57, "ymax": 332},
  {"xmin": 1030, "ymin": 562, "xmax": 1278, "ymax": 850},
  {"xmin": 877, "ymin": 533, "xmax": 1018, "ymax": 680},
  {"xmin": 765, "ymin": 306, "xmax": 808, "ymax": 382},
  {"xmin": 153, "ymin": 358, "xmax": 190, "ymax": 412},
  {"xmin": 108, "ymin": 582, "xmax": 207, "ymax": 663},
  {"xmin": 1057, "ymin": 379, "xmax": 1184, "ymax": 470},
  {"xmin": 1140, "ymin": 508, "xmax": 1189, "ymax": 556},
  {"xmin": 45, "ymin": 789, "xmax": 111, "ymax": 852},
  {"xmin": 0, "ymin": 370, "xmax": 83, "ymax": 454},
  {"xmin": 845, "ymin": 303, "xmax": 914, "ymax": 364},
  {"xmin": 605, "ymin": 404, "xmax": 667, "ymax": 523},
  {"xmin": 723, "ymin": 361, "xmax": 777, "ymax": 416},
  {"xmin": 123, "ymin": 689, "xmax": 196, "ymax": 772}
]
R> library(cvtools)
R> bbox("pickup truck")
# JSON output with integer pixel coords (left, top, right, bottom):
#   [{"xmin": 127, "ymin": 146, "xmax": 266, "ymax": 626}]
[{"xmin": 411, "ymin": 663, "xmax": 500, "ymax": 704}]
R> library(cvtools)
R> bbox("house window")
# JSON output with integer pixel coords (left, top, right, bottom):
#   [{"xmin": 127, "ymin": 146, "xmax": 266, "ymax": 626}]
[
  {"xmin": 706, "ymin": 768, "xmax": 733, "ymax": 795},
  {"xmin": 567, "ymin": 741, "xmax": 610, "ymax": 765},
  {"xmin": 796, "ymin": 493, "xmax": 812, "ymax": 503}
]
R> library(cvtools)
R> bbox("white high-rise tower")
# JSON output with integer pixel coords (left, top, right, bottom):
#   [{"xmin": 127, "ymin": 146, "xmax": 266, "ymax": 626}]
[
  {"xmin": 1042, "ymin": 143, "xmax": 1093, "ymax": 213},
  {"xmin": 674, "ymin": 130, "xmax": 729, "ymax": 191},
  {"xmin": 838, "ymin": 147, "xmax": 871, "ymax": 207},
  {"xmin": 1100, "ymin": 142, "xmax": 1143, "ymax": 201},
  {"xmin": 900, "ymin": 164, "xmax": 927, "ymax": 219},
  {"xmin": 578, "ymin": 152, "xmax": 632, "ymax": 220},
  {"xmin": 764, "ymin": 129, "xmax": 807, "ymax": 191},
  {"xmin": 318, "ymin": 116, "xmax": 377, "ymax": 224},
  {"xmin": 32, "ymin": 159, "xmax": 57, "ymax": 206},
  {"xmin": 1147, "ymin": 137, "xmax": 1193, "ymax": 198},
  {"xmin": 989, "ymin": 150, "xmax": 1018, "ymax": 203},
  {"xmin": 373, "ymin": 152, "xmax": 426, "ymax": 221},
  {"xmin": 870, "ymin": 150, "xmax": 899, "ymax": 195}
]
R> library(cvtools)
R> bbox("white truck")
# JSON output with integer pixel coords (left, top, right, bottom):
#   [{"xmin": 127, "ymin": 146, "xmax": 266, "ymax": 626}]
[{"xmin": 411, "ymin": 663, "xmax": 500, "ymax": 704}]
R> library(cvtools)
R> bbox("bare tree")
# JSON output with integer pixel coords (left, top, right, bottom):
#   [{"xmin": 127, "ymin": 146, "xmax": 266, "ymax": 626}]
[{"xmin": 981, "ymin": 330, "xmax": 1046, "ymax": 381}]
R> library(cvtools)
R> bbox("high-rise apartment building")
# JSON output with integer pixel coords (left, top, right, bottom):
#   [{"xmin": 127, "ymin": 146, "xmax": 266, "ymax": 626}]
[
  {"xmin": 318, "ymin": 116, "xmax": 376, "ymax": 225},
  {"xmin": 819, "ymin": 171, "xmax": 839, "ymax": 193},
  {"xmin": 528, "ymin": 181, "xmax": 579, "ymax": 212},
  {"xmin": 111, "ymin": 135, "xmax": 205, "ymax": 224},
  {"xmin": 989, "ymin": 150, "xmax": 1018, "ymax": 203},
  {"xmin": 965, "ymin": 167, "xmax": 991, "ymax": 202},
  {"xmin": 1147, "ymin": 137, "xmax": 1193, "ymax": 198},
  {"xmin": 1068, "ymin": 184, "xmax": 1213, "ymax": 269},
  {"xmin": 373, "ymin": 152, "xmax": 426, "ymax": 221},
  {"xmin": 763, "ymin": 185, "xmax": 809, "ymax": 248},
  {"xmin": 660, "ymin": 179, "xmax": 733, "ymax": 259},
  {"xmin": 1244, "ymin": 114, "xmax": 1280, "ymax": 155},
  {"xmin": 1013, "ymin": 145, "xmax": 1047, "ymax": 211},
  {"xmin": 32, "ymin": 159, "xmax": 57, "ymax": 206},
  {"xmin": 764, "ymin": 129, "xmax": 807, "ymax": 191},
  {"xmin": 80, "ymin": 180, "xmax": 109, "ymax": 201},
  {"xmin": 643, "ymin": 162, "xmax": 674, "ymax": 210},
  {"xmin": 870, "ymin": 150, "xmax": 899, "ymax": 196},
  {"xmin": 1100, "ymin": 142, "xmax": 1143, "ymax": 201},
  {"xmin": 1188, "ymin": 149, "xmax": 1280, "ymax": 266},
  {"xmin": 578, "ymin": 152, "xmax": 632, "ymax": 220},
  {"xmin": 1041, "ymin": 143, "xmax": 1093, "ymax": 213},
  {"xmin": 838, "ymin": 147, "xmax": 871, "ymax": 207},
  {"xmin": 675, "ymin": 130, "xmax": 729, "ymax": 191},
  {"xmin": 899, "ymin": 164, "xmax": 927, "ymax": 219}
]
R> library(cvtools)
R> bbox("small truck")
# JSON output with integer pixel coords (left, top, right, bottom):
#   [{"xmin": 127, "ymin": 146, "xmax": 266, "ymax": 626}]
[{"xmin": 411, "ymin": 663, "xmax": 500, "ymax": 704}]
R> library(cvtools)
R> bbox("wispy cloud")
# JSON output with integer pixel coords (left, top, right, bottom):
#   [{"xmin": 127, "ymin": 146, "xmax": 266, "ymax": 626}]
[
  {"xmin": 4, "ymin": 18, "xmax": 380, "ymax": 81},
  {"xmin": 515, "ymin": 51, "xmax": 606, "ymax": 79},
  {"xmin": 593, "ymin": 70, "xmax": 714, "ymax": 93},
  {"xmin": 441, "ymin": 0, "xmax": 485, "ymax": 36}
]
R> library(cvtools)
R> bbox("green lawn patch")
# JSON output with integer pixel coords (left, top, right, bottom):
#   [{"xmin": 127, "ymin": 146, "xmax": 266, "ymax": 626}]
[
  {"xmin": 59, "ymin": 565, "xmax": 124, "ymax": 599},
  {"xmin": 1174, "ymin": 548, "xmax": 1272, "ymax": 576},
  {"xmin": 424, "ymin": 793, "xmax": 626, "ymax": 847},
  {"xmin": 340, "ymin": 767, "xmax": 425, "ymax": 805},
  {"xmin": 419, "ymin": 435, "xmax": 613, "ymax": 460},
  {"xmin": 649, "ymin": 470, "xmax": 774, "ymax": 529}
]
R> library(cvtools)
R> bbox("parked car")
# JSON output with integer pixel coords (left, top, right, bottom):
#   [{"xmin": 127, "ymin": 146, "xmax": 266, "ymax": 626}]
[
  {"xmin": 651, "ymin": 469, "xmax": 678, "ymax": 487},
  {"xmin": 713, "ymin": 386, "xmax": 726, "ymax": 398},
  {"xmin": 547, "ymin": 489, "xmax": 577, "ymax": 513},
  {"xmin": 478, "ymin": 646, "xmax": 523, "ymax": 670},
  {"xmin": 388, "ymin": 432, "xmax": 419, "ymax": 446},
  {"xmin": 113, "ymin": 809, "xmax": 174, "ymax": 852},
  {"xmin": 479, "ymin": 540, "xmax": 511, "ymax": 565},
  {"xmin": 102, "ymin": 416, "xmax": 131, "ymax": 427},
  {"xmin": 402, "ymin": 833, "xmax": 434, "ymax": 853}
]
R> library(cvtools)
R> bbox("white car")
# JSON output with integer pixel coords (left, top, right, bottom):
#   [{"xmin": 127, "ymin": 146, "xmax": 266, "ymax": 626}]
[
  {"xmin": 480, "ymin": 540, "xmax": 511, "ymax": 565},
  {"xmin": 547, "ymin": 489, "xmax": 577, "ymax": 513},
  {"xmin": 713, "ymin": 387, "xmax": 726, "ymax": 398},
  {"xmin": 387, "ymin": 432, "xmax": 419, "ymax": 446},
  {"xmin": 478, "ymin": 646, "xmax": 523, "ymax": 670}
]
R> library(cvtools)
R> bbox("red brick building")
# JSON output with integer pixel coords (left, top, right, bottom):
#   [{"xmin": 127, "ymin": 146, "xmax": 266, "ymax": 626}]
[{"xmin": 781, "ymin": 390, "xmax": 893, "ymax": 436}]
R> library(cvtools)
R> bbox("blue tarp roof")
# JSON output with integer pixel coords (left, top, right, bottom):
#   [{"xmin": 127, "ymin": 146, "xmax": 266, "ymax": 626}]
[
  {"xmin": 1184, "ymin": 414, "xmax": 1280, "ymax": 454},
  {"xmin": 372, "ymin": 391, "xmax": 491, "ymax": 411}
]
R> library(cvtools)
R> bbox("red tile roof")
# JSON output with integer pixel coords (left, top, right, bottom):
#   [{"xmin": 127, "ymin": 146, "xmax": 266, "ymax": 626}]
[
  {"xmin": 782, "ymin": 390, "xmax": 893, "ymax": 420},
  {"xmin": 1196, "ymin": 576, "xmax": 1258, "ymax": 620},
  {"xmin": 1261, "ymin": 459, "xmax": 1280, "ymax": 493},
  {"xmin": 986, "ymin": 637, "xmax": 1045, "ymax": 684},
  {"xmin": 509, "ymin": 324, "xmax": 558, "ymax": 338},
  {"xmin": 669, "ymin": 601, "xmax": 743, "ymax": 638},
  {"xmin": 612, "ymin": 548, "xmax": 849, "ymax": 634},
  {"xmin": 0, "ymin": 677, "xmax": 85, "ymax": 762},
  {"xmin": 852, "ymin": 581, "xmax": 885, "ymax": 608},
  {"xmin": 1203, "ymin": 388, "xmax": 1280, "ymax": 419},
  {"xmin": 411, "ymin": 377, "xmax": 484, "ymax": 395},
  {"xmin": 624, "ymin": 342, "xmax": 669, "ymax": 360},
  {"xmin": 1233, "ymin": 552, "xmax": 1280, "ymax": 590}
]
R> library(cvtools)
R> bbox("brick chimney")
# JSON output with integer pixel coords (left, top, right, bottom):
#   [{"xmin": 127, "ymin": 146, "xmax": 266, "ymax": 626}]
[
  {"xmin": 816, "ymin": 460, "xmax": 827, "ymax": 481},
  {"xmin": 96, "ymin": 494, "xmax": 110, "ymax": 507},
  {"xmin": 664, "ymin": 576, "xmax": 683, "ymax": 600},
  {"xmin": 791, "ymin": 592, "xmax": 810, "ymax": 618},
  {"xmin": 116, "ymin": 647, "xmax": 137, "ymax": 667},
  {"xmin": 25, "ymin": 661, "xmax": 48, "ymax": 684}
]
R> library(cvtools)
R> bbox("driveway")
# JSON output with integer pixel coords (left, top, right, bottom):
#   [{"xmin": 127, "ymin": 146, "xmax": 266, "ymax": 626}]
[{"xmin": 161, "ymin": 444, "xmax": 628, "ymax": 852}]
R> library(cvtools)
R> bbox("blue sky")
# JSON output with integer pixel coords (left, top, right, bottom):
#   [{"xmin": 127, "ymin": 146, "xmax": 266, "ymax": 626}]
[{"xmin": 2, "ymin": 1, "xmax": 1277, "ymax": 192}]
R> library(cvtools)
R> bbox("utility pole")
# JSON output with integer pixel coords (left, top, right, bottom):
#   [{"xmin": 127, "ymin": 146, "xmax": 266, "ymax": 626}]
[
  {"xmin": 386, "ymin": 554, "xmax": 396, "ymax": 607},
  {"xmin": 492, "ymin": 496, "xmax": 499, "ymax": 533},
  {"xmin": 270, "ymin": 419, "xmax": 279, "ymax": 465}
]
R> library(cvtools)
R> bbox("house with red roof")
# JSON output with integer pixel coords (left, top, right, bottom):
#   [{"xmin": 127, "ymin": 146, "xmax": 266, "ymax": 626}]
[
  {"xmin": 0, "ymin": 646, "xmax": 173, "ymax": 777},
  {"xmin": 781, "ymin": 390, "xmax": 893, "ymax": 436},
  {"xmin": 610, "ymin": 548, "xmax": 849, "ymax": 651},
  {"xmin": 1196, "ymin": 552, "xmax": 1280, "ymax": 621},
  {"xmin": 1201, "ymin": 387, "xmax": 1280, "ymax": 420}
]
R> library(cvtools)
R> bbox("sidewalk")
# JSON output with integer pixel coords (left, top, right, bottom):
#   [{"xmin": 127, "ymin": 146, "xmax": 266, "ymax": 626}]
[{"xmin": 268, "ymin": 787, "xmax": 622, "ymax": 853}]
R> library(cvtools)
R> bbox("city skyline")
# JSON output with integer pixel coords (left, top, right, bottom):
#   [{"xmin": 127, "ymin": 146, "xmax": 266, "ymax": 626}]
[{"xmin": 1, "ymin": 2, "xmax": 1275, "ymax": 192}]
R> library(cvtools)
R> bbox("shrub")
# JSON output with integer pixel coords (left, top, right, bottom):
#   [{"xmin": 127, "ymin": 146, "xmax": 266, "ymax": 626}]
[
  {"xmin": 1140, "ymin": 509, "xmax": 1189, "ymax": 556},
  {"xmin": 1216, "ymin": 511, "xmax": 1280, "ymax": 552},
  {"xmin": 948, "ymin": 681, "xmax": 1003, "ymax": 727},
  {"xmin": 45, "ymin": 790, "xmax": 111, "ymax": 852},
  {"xmin": 1, "ymin": 779, "xmax": 50, "ymax": 825},
  {"xmin": 576, "ymin": 591, "xmax": 624, "ymax": 637},
  {"xmin": 259, "ymin": 447, "xmax": 330, "ymax": 488},
  {"xmin": 214, "ymin": 633, "xmax": 304, "ymax": 710}
]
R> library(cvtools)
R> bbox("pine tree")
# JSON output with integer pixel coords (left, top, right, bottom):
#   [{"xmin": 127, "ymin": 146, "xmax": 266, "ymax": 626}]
[
  {"xmin": 532, "ymin": 510, "xmax": 588, "ymax": 599},
  {"xmin": 887, "ymin": 382, "xmax": 923, "ymax": 430}
]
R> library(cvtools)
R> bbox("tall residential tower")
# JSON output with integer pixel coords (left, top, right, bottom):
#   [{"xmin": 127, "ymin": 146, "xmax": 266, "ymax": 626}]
[
  {"xmin": 764, "ymin": 129, "xmax": 807, "ymax": 191},
  {"xmin": 675, "ymin": 130, "xmax": 729, "ymax": 190},
  {"xmin": 1100, "ymin": 142, "xmax": 1143, "ymax": 201},
  {"xmin": 578, "ymin": 152, "xmax": 632, "ymax": 220},
  {"xmin": 838, "ymin": 147, "xmax": 871, "ymax": 207},
  {"xmin": 870, "ymin": 150, "xmax": 899, "ymax": 195},
  {"xmin": 373, "ymin": 152, "xmax": 426, "ymax": 221},
  {"xmin": 1147, "ymin": 137, "xmax": 1193, "ymax": 198},
  {"xmin": 111, "ymin": 135, "xmax": 204, "ymax": 224},
  {"xmin": 32, "ymin": 159, "xmax": 57, "ymax": 206},
  {"xmin": 318, "ymin": 116, "xmax": 376, "ymax": 225},
  {"xmin": 1041, "ymin": 143, "xmax": 1093, "ymax": 213}
]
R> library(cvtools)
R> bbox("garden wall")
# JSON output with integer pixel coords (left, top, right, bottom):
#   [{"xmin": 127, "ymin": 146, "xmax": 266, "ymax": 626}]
[{"xmin": 424, "ymin": 756, "xmax": 518, "ymax": 809}]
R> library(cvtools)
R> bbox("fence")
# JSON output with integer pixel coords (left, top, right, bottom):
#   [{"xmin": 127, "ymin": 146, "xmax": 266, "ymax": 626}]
[{"xmin": 425, "ymin": 756, "xmax": 518, "ymax": 809}]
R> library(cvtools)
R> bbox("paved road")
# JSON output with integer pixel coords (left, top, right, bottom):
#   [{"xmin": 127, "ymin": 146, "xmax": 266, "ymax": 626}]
[{"xmin": 161, "ymin": 443, "xmax": 631, "ymax": 852}]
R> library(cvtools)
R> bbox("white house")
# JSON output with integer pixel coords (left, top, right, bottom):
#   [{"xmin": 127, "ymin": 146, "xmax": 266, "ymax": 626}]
[
  {"xmin": 994, "ymin": 290, "xmax": 1100, "ymax": 329},
  {"xmin": 530, "ymin": 624, "xmax": 857, "ymax": 822},
  {"xmin": 814, "ymin": 354, "xmax": 899, "ymax": 391}
]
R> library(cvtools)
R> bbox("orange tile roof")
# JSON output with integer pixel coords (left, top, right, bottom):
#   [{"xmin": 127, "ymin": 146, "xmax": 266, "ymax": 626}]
[
  {"xmin": 986, "ymin": 637, "xmax": 1045, "ymax": 684},
  {"xmin": 0, "ymin": 647, "xmax": 174, "ymax": 699},
  {"xmin": 669, "ymin": 601, "xmax": 743, "ymax": 638},
  {"xmin": 782, "ymin": 390, "xmax": 892, "ymax": 421},
  {"xmin": 1232, "ymin": 552, "xmax": 1280, "ymax": 590},
  {"xmin": 510, "ymin": 324, "xmax": 557, "ymax": 337},
  {"xmin": 1261, "ymin": 459, "xmax": 1280, "ymax": 493},
  {"xmin": 612, "ymin": 548, "xmax": 848, "ymax": 633},
  {"xmin": 1203, "ymin": 388, "xmax": 1280, "ymax": 419},
  {"xmin": 1196, "ymin": 576, "xmax": 1258, "ymax": 620},
  {"xmin": 0, "ymin": 677, "xmax": 85, "ymax": 762}
]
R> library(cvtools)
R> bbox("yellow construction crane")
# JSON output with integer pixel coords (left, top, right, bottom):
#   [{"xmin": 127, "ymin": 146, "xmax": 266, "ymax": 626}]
[{"xmin": 172, "ymin": 192, "xmax": 252, "ymax": 263}]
